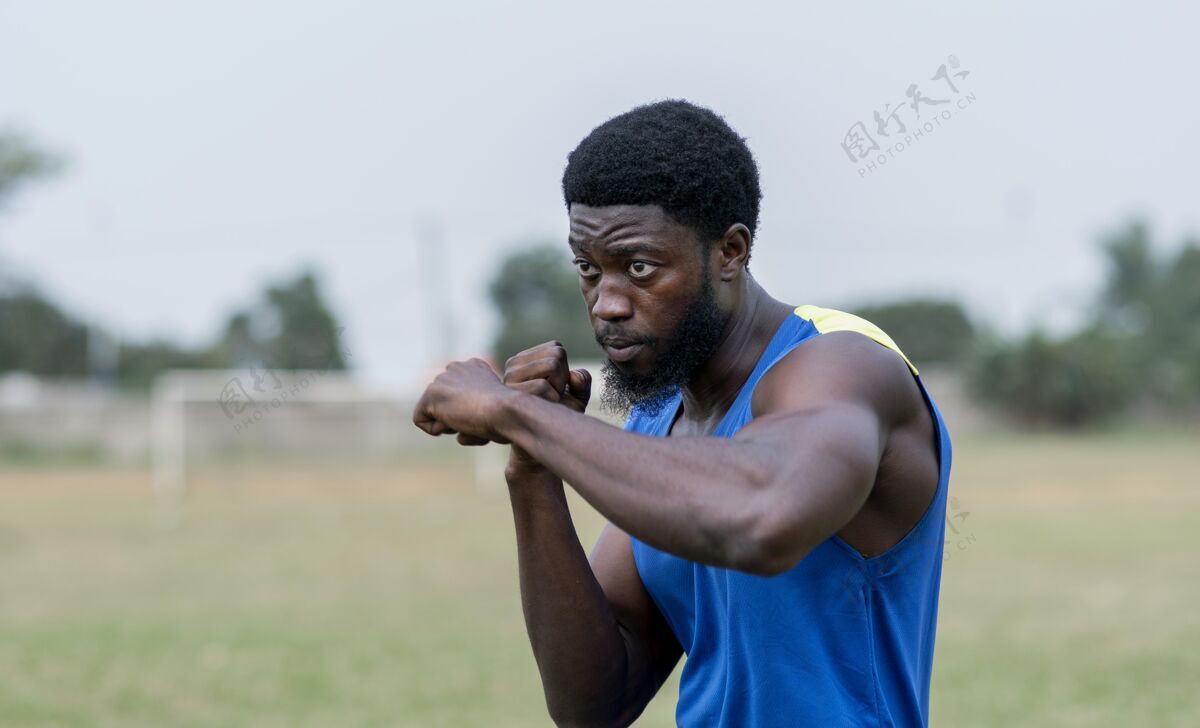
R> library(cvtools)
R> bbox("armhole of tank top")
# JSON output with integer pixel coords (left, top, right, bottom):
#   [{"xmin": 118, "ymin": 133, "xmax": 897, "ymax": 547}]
[
  {"xmin": 829, "ymin": 370, "xmax": 950, "ymax": 564},
  {"xmin": 780, "ymin": 307, "xmax": 949, "ymax": 564}
]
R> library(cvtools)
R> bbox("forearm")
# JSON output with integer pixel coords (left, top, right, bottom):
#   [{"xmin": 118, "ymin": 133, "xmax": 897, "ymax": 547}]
[
  {"xmin": 506, "ymin": 464, "xmax": 634, "ymax": 724},
  {"xmin": 498, "ymin": 393, "xmax": 780, "ymax": 572}
]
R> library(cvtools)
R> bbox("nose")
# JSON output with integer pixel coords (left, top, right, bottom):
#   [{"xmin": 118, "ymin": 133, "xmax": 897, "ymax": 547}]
[{"xmin": 590, "ymin": 277, "xmax": 633, "ymax": 322}]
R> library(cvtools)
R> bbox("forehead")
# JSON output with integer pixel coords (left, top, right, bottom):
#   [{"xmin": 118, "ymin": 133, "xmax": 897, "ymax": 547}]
[{"xmin": 568, "ymin": 204, "xmax": 697, "ymax": 255}]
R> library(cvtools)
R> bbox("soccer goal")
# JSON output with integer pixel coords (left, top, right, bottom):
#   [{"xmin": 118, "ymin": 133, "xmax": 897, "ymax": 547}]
[
  {"xmin": 150, "ymin": 368, "xmax": 422, "ymax": 522},
  {"xmin": 150, "ymin": 362, "xmax": 618, "ymax": 521}
]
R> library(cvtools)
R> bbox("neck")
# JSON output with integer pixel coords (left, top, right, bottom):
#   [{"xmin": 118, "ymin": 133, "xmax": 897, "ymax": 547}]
[{"xmin": 680, "ymin": 277, "xmax": 793, "ymax": 423}]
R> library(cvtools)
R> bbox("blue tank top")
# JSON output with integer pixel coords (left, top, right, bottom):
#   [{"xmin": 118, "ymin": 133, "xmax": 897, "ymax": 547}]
[{"xmin": 626, "ymin": 305, "xmax": 952, "ymax": 727}]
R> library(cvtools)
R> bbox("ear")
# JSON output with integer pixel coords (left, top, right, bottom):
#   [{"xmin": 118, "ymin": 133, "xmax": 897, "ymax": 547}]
[{"xmin": 712, "ymin": 224, "xmax": 752, "ymax": 281}]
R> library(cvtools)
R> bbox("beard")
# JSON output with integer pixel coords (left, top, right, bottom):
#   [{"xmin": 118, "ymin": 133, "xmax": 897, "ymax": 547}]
[{"xmin": 598, "ymin": 273, "xmax": 730, "ymax": 418}]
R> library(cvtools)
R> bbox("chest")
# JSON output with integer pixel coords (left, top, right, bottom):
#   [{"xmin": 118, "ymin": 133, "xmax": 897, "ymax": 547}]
[{"xmin": 666, "ymin": 412, "xmax": 726, "ymax": 438}]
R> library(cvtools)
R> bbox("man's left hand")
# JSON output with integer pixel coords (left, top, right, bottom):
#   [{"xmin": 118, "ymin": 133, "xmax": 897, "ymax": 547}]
[{"xmin": 412, "ymin": 358, "xmax": 513, "ymax": 444}]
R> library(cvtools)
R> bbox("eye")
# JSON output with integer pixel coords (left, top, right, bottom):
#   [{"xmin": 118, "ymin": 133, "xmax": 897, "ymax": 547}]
[
  {"xmin": 627, "ymin": 261, "xmax": 659, "ymax": 280},
  {"xmin": 573, "ymin": 258, "xmax": 599, "ymax": 279}
]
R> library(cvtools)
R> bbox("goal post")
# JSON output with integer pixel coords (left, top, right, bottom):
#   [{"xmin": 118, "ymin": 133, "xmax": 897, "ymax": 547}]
[
  {"xmin": 150, "ymin": 361, "xmax": 618, "ymax": 519},
  {"xmin": 150, "ymin": 368, "xmax": 421, "ymax": 522}
]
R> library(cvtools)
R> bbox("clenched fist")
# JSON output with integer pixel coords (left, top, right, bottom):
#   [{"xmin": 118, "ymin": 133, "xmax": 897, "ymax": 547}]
[
  {"xmin": 412, "ymin": 358, "xmax": 513, "ymax": 444},
  {"xmin": 412, "ymin": 344, "xmax": 591, "ymax": 467},
  {"xmin": 500, "ymin": 341, "xmax": 591, "ymax": 474},
  {"xmin": 503, "ymin": 341, "xmax": 591, "ymax": 414}
]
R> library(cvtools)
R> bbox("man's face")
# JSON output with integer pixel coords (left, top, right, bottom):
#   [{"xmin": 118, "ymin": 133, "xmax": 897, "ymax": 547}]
[{"xmin": 568, "ymin": 204, "xmax": 730, "ymax": 414}]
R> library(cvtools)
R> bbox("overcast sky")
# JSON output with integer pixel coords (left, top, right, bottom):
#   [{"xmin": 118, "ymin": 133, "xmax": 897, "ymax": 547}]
[{"xmin": 1, "ymin": 1, "xmax": 1197, "ymax": 383}]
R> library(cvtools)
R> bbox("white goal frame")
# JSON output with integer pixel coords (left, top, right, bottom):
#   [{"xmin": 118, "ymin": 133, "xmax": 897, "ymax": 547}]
[{"xmin": 150, "ymin": 369, "xmax": 416, "ymax": 523}]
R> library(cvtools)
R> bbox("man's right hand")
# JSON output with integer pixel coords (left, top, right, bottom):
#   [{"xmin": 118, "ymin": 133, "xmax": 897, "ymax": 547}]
[{"xmin": 501, "ymin": 341, "xmax": 591, "ymax": 475}]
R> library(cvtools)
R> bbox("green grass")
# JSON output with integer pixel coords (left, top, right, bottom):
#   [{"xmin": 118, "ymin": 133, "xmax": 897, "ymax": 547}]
[
  {"xmin": 0, "ymin": 439, "xmax": 106, "ymax": 466},
  {"xmin": 0, "ymin": 428, "xmax": 1197, "ymax": 726}
]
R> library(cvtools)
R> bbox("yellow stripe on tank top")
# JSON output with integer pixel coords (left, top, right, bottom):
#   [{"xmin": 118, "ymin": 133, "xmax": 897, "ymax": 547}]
[{"xmin": 793, "ymin": 304, "xmax": 919, "ymax": 376}]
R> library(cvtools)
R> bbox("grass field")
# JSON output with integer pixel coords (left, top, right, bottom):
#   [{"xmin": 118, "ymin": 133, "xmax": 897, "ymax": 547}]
[{"xmin": 1, "ymin": 428, "xmax": 1198, "ymax": 726}]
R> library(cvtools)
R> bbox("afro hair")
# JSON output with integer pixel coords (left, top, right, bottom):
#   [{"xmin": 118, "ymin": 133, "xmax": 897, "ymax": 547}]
[{"xmin": 562, "ymin": 99, "xmax": 762, "ymax": 255}]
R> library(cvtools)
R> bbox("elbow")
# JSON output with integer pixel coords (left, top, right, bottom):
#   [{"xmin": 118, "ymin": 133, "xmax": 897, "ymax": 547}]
[
  {"xmin": 544, "ymin": 685, "xmax": 636, "ymax": 728},
  {"xmin": 550, "ymin": 716, "xmax": 627, "ymax": 728},
  {"xmin": 724, "ymin": 500, "xmax": 815, "ymax": 577},
  {"xmin": 546, "ymin": 706, "xmax": 593, "ymax": 728},
  {"xmin": 546, "ymin": 702, "xmax": 631, "ymax": 728},
  {"xmin": 731, "ymin": 542, "xmax": 808, "ymax": 578},
  {"xmin": 545, "ymin": 698, "xmax": 595, "ymax": 728}
]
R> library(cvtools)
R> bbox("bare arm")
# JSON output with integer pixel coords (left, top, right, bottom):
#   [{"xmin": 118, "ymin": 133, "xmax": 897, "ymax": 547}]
[
  {"xmin": 508, "ymin": 467, "xmax": 681, "ymax": 726},
  {"xmin": 414, "ymin": 332, "xmax": 915, "ymax": 575},
  {"xmin": 500, "ymin": 343, "xmax": 682, "ymax": 726}
]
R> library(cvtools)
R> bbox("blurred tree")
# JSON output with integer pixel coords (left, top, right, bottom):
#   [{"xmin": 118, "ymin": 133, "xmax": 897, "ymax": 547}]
[
  {"xmin": 490, "ymin": 244, "xmax": 596, "ymax": 364},
  {"xmin": 0, "ymin": 291, "xmax": 89, "ymax": 377},
  {"xmin": 0, "ymin": 130, "xmax": 60, "ymax": 208},
  {"xmin": 1133, "ymin": 242, "xmax": 1200, "ymax": 402},
  {"xmin": 1099, "ymin": 221, "xmax": 1200, "ymax": 404},
  {"xmin": 264, "ymin": 271, "xmax": 347, "ymax": 369},
  {"xmin": 969, "ymin": 219, "xmax": 1200, "ymax": 426},
  {"xmin": 0, "ymin": 131, "xmax": 80, "ymax": 377},
  {"xmin": 851, "ymin": 299, "xmax": 975, "ymax": 366},
  {"xmin": 216, "ymin": 270, "xmax": 348, "ymax": 370},
  {"xmin": 968, "ymin": 327, "xmax": 1138, "ymax": 428},
  {"xmin": 1, "ymin": 270, "xmax": 347, "ymax": 386},
  {"xmin": 116, "ymin": 340, "xmax": 219, "ymax": 390},
  {"xmin": 1156, "ymin": 243, "xmax": 1200, "ymax": 400},
  {"xmin": 211, "ymin": 312, "xmax": 261, "ymax": 368},
  {"xmin": 0, "ymin": 131, "xmax": 347, "ymax": 384},
  {"xmin": 1100, "ymin": 219, "xmax": 1155, "ymax": 313}
]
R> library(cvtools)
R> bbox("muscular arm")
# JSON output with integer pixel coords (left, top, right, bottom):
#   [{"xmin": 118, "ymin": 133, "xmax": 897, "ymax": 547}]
[
  {"xmin": 498, "ymin": 343, "xmax": 682, "ymax": 726},
  {"xmin": 508, "ymin": 468, "xmax": 681, "ymax": 726},
  {"xmin": 497, "ymin": 333, "xmax": 914, "ymax": 575}
]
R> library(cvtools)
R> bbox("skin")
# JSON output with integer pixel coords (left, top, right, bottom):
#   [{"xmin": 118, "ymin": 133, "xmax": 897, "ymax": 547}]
[{"xmin": 412, "ymin": 204, "xmax": 940, "ymax": 726}]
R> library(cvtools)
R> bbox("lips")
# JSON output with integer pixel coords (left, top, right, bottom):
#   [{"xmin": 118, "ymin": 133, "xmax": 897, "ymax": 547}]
[
  {"xmin": 604, "ymin": 342, "xmax": 644, "ymax": 363},
  {"xmin": 600, "ymin": 337, "xmax": 646, "ymax": 364}
]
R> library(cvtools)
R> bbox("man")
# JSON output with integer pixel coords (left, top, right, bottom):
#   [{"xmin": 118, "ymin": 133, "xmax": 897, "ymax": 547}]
[{"xmin": 413, "ymin": 100, "xmax": 952, "ymax": 727}]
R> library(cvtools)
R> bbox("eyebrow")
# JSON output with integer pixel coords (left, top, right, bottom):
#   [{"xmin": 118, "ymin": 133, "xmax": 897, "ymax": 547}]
[
  {"xmin": 606, "ymin": 242, "xmax": 663, "ymax": 256},
  {"xmin": 571, "ymin": 241, "xmax": 664, "ymax": 258}
]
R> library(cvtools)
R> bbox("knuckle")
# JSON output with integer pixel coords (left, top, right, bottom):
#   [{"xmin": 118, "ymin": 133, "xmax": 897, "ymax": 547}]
[
  {"xmin": 534, "ymin": 381, "xmax": 560, "ymax": 401},
  {"xmin": 508, "ymin": 350, "xmax": 537, "ymax": 369},
  {"xmin": 506, "ymin": 363, "xmax": 533, "ymax": 383}
]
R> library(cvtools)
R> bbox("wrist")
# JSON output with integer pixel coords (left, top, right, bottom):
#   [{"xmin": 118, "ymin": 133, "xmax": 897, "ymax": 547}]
[
  {"xmin": 488, "ymin": 385, "xmax": 527, "ymax": 443},
  {"xmin": 505, "ymin": 457, "xmax": 566, "ymax": 506},
  {"xmin": 504, "ymin": 447, "xmax": 549, "ymax": 481}
]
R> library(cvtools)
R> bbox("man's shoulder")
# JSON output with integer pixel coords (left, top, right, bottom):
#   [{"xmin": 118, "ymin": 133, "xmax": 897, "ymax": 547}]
[
  {"xmin": 791, "ymin": 305, "xmax": 918, "ymax": 376},
  {"xmin": 750, "ymin": 316, "xmax": 922, "ymax": 427}
]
